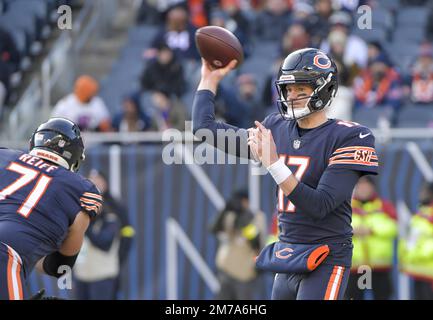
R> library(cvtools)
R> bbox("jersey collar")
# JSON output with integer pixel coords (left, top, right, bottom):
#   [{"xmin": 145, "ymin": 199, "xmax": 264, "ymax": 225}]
[{"xmin": 290, "ymin": 118, "xmax": 335, "ymax": 141}]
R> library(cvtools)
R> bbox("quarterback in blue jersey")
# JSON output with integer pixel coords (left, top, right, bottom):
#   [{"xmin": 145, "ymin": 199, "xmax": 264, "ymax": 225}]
[
  {"xmin": 0, "ymin": 118, "xmax": 102, "ymax": 300},
  {"xmin": 192, "ymin": 48, "xmax": 378, "ymax": 300}
]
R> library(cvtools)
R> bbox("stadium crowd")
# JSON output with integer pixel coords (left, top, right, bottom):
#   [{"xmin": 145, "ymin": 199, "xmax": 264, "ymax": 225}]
[{"xmin": 2, "ymin": 0, "xmax": 433, "ymax": 130}]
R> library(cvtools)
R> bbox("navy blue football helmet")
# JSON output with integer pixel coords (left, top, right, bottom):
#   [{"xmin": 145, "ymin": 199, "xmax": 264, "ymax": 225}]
[
  {"xmin": 275, "ymin": 48, "xmax": 338, "ymax": 120},
  {"xmin": 29, "ymin": 118, "xmax": 85, "ymax": 172}
]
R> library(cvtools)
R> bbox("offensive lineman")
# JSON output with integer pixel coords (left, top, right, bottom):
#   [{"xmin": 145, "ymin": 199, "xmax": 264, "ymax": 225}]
[{"xmin": 0, "ymin": 118, "xmax": 102, "ymax": 299}]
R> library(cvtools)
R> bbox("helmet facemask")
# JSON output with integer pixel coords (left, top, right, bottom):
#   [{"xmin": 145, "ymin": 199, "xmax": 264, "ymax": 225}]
[{"xmin": 275, "ymin": 72, "xmax": 337, "ymax": 121}]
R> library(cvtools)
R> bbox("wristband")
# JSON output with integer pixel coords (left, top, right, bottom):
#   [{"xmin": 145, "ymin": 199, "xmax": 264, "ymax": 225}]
[{"xmin": 267, "ymin": 158, "xmax": 292, "ymax": 185}]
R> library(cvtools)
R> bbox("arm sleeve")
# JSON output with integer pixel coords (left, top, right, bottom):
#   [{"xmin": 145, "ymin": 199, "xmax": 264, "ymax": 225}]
[
  {"xmin": 192, "ymin": 89, "xmax": 251, "ymax": 159},
  {"xmin": 79, "ymin": 180, "xmax": 103, "ymax": 219},
  {"xmin": 287, "ymin": 166, "xmax": 362, "ymax": 221}
]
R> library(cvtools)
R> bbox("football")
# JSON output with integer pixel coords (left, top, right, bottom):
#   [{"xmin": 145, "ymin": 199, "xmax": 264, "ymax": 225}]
[{"xmin": 195, "ymin": 26, "xmax": 244, "ymax": 69}]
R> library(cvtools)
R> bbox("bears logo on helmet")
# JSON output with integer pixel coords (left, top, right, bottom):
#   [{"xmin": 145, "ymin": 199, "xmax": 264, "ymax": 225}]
[
  {"xmin": 313, "ymin": 54, "xmax": 332, "ymax": 69},
  {"xmin": 275, "ymin": 48, "xmax": 338, "ymax": 121}
]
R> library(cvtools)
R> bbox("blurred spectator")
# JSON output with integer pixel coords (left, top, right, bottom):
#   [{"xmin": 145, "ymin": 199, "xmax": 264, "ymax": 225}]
[
  {"xmin": 292, "ymin": 1, "xmax": 314, "ymax": 21},
  {"xmin": 188, "ymin": 0, "xmax": 212, "ymax": 28},
  {"xmin": 0, "ymin": 80, "xmax": 5, "ymax": 114},
  {"xmin": 262, "ymin": 57, "xmax": 284, "ymax": 109},
  {"xmin": 141, "ymin": 43, "xmax": 187, "ymax": 98},
  {"xmin": 399, "ymin": 182, "xmax": 433, "ymax": 300},
  {"xmin": 112, "ymin": 93, "xmax": 153, "ymax": 132},
  {"xmin": 86, "ymin": 169, "xmax": 135, "ymax": 299},
  {"xmin": 136, "ymin": 0, "xmax": 185, "ymax": 25},
  {"xmin": 333, "ymin": 0, "xmax": 368, "ymax": 13},
  {"xmin": 210, "ymin": 9, "xmax": 251, "ymax": 58},
  {"xmin": 220, "ymin": 0, "xmax": 252, "ymax": 39},
  {"xmin": 0, "ymin": 27, "xmax": 21, "ymax": 100},
  {"xmin": 73, "ymin": 170, "xmax": 122, "ymax": 300},
  {"xmin": 150, "ymin": 91, "xmax": 187, "ymax": 131},
  {"xmin": 401, "ymin": 0, "xmax": 428, "ymax": 5},
  {"xmin": 308, "ymin": 0, "xmax": 334, "ymax": 47},
  {"xmin": 325, "ymin": 24, "xmax": 361, "ymax": 120},
  {"xmin": 326, "ymin": 58, "xmax": 355, "ymax": 120},
  {"xmin": 407, "ymin": 45, "xmax": 433, "ymax": 104},
  {"xmin": 216, "ymin": 73, "xmax": 262, "ymax": 127},
  {"xmin": 320, "ymin": 10, "xmax": 368, "ymax": 69},
  {"xmin": 51, "ymin": 75, "xmax": 112, "ymax": 132},
  {"xmin": 279, "ymin": 21, "xmax": 311, "ymax": 58},
  {"xmin": 0, "ymin": 26, "xmax": 20, "ymax": 74},
  {"xmin": 149, "ymin": 5, "xmax": 200, "ymax": 61},
  {"xmin": 347, "ymin": 176, "xmax": 398, "ymax": 300},
  {"xmin": 427, "ymin": 6, "xmax": 433, "ymax": 42},
  {"xmin": 236, "ymin": 73, "xmax": 263, "ymax": 121},
  {"xmin": 367, "ymin": 41, "xmax": 384, "ymax": 65},
  {"xmin": 210, "ymin": 189, "xmax": 267, "ymax": 300},
  {"xmin": 254, "ymin": 0, "xmax": 292, "ymax": 42},
  {"xmin": 353, "ymin": 54, "xmax": 403, "ymax": 112}
]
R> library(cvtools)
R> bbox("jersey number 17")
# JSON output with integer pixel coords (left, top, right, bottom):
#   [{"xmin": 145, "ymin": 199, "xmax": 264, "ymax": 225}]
[{"xmin": 278, "ymin": 155, "xmax": 310, "ymax": 213}]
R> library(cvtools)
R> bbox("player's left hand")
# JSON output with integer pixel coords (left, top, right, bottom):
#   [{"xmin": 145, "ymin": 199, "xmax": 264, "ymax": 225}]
[{"xmin": 248, "ymin": 121, "xmax": 279, "ymax": 168}]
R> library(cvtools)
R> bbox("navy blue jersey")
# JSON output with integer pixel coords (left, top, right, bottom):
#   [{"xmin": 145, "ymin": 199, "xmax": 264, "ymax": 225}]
[
  {"xmin": 192, "ymin": 90, "xmax": 379, "ymax": 267},
  {"xmin": 262, "ymin": 113, "xmax": 378, "ymax": 246},
  {"xmin": 0, "ymin": 148, "xmax": 102, "ymax": 275}
]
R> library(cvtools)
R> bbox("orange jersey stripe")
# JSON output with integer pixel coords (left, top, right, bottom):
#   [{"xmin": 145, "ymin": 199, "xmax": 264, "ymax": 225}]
[
  {"xmin": 329, "ymin": 152, "xmax": 356, "ymax": 161},
  {"xmin": 324, "ymin": 266, "xmax": 345, "ymax": 300},
  {"xmin": 324, "ymin": 266, "xmax": 339, "ymax": 300},
  {"xmin": 7, "ymin": 252, "xmax": 14, "ymax": 299},
  {"xmin": 332, "ymin": 266, "xmax": 345, "ymax": 300},
  {"xmin": 80, "ymin": 198, "xmax": 102, "ymax": 207},
  {"xmin": 81, "ymin": 203, "xmax": 100, "ymax": 212},
  {"xmin": 329, "ymin": 152, "xmax": 378, "ymax": 161},
  {"xmin": 329, "ymin": 153, "xmax": 379, "ymax": 162},
  {"xmin": 83, "ymin": 192, "xmax": 102, "ymax": 200},
  {"xmin": 333, "ymin": 146, "xmax": 376, "ymax": 154},
  {"xmin": 329, "ymin": 159, "xmax": 379, "ymax": 166}
]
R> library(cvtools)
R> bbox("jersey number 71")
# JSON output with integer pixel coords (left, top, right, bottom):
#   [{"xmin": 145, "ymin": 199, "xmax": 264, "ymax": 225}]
[
  {"xmin": 0, "ymin": 162, "xmax": 52, "ymax": 218},
  {"xmin": 278, "ymin": 155, "xmax": 310, "ymax": 213}
]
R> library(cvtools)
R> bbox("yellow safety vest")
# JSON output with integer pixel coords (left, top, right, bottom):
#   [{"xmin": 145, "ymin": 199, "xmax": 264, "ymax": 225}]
[
  {"xmin": 399, "ymin": 206, "xmax": 433, "ymax": 280},
  {"xmin": 351, "ymin": 198, "xmax": 398, "ymax": 270}
]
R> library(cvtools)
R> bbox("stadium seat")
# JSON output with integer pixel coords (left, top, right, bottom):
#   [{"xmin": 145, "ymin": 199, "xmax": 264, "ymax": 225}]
[
  {"xmin": 353, "ymin": 107, "xmax": 394, "ymax": 129},
  {"xmin": 1, "ymin": 10, "xmax": 41, "ymax": 55},
  {"xmin": 387, "ymin": 42, "xmax": 419, "ymax": 73},
  {"xmin": 378, "ymin": 0, "xmax": 400, "ymax": 10},
  {"xmin": 0, "ymin": 14, "xmax": 33, "ymax": 57},
  {"xmin": 7, "ymin": 0, "xmax": 50, "ymax": 40},
  {"xmin": 250, "ymin": 40, "xmax": 280, "ymax": 58},
  {"xmin": 371, "ymin": 8, "xmax": 393, "ymax": 30},
  {"xmin": 395, "ymin": 104, "xmax": 433, "ymax": 128},
  {"xmin": 396, "ymin": 7, "xmax": 429, "ymax": 28},
  {"xmin": 352, "ymin": 27, "xmax": 388, "ymax": 44},
  {"xmin": 127, "ymin": 25, "xmax": 159, "ymax": 49},
  {"xmin": 393, "ymin": 26, "xmax": 426, "ymax": 44}
]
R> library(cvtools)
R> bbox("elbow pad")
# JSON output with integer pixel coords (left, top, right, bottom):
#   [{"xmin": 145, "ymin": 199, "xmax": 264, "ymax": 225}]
[{"xmin": 42, "ymin": 251, "xmax": 79, "ymax": 278}]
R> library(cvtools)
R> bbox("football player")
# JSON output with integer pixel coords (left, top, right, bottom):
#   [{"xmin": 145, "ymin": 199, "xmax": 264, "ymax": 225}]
[
  {"xmin": 192, "ymin": 48, "xmax": 378, "ymax": 300},
  {"xmin": 0, "ymin": 118, "xmax": 102, "ymax": 300}
]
